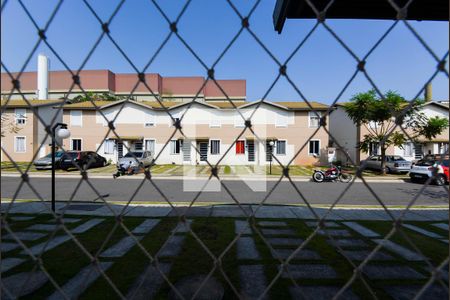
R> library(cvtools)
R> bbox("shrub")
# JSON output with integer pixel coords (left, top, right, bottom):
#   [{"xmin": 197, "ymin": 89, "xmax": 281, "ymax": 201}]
[{"xmin": 223, "ymin": 165, "xmax": 231, "ymax": 174}]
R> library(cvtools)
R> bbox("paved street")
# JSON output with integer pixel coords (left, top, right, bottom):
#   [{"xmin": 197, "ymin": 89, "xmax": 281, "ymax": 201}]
[{"xmin": 1, "ymin": 176, "xmax": 448, "ymax": 206}]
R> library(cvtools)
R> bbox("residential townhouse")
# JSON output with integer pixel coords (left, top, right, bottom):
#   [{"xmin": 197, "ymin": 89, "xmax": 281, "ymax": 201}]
[
  {"xmin": 1, "ymin": 99, "xmax": 63, "ymax": 162},
  {"xmin": 329, "ymin": 101, "xmax": 449, "ymax": 164},
  {"xmin": 2, "ymin": 64, "xmax": 330, "ymax": 166},
  {"xmin": 60, "ymin": 100, "xmax": 329, "ymax": 166}
]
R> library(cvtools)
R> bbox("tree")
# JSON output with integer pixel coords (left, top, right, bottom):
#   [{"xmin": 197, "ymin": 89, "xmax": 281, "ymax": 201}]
[
  {"xmin": 344, "ymin": 89, "xmax": 448, "ymax": 175},
  {"xmin": 70, "ymin": 92, "xmax": 126, "ymax": 103},
  {"xmin": 1, "ymin": 114, "xmax": 20, "ymax": 137}
]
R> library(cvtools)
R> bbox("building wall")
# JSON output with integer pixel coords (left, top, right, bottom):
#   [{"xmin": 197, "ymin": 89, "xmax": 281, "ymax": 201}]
[
  {"xmin": 1, "ymin": 108, "xmax": 35, "ymax": 162},
  {"xmin": 331, "ymin": 103, "xmax": 449, "ymax": 164},
  {"xmin": 329, "ymin": 106, "xmax": 358, "ymax": 164},
  {"xmin": 36, "ymin": 106, "xmax": 63, "ymax": 157},
  {"xmin": 62, "ymin": 102, "xmax": 328, "ymax": 166},
  {"xmin": 1, "ymin": 70, "xmax": 246, "ymax": 102}
]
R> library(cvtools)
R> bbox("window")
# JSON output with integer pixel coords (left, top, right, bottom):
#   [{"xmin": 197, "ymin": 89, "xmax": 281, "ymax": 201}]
[
  {"xmin": 15, "ymin": 109, "xmax": 26, "ymax": 125},
  {"xmin": 276, "ymin": 140, "xmax": 286, "ymax": 155},
  {"xmin": 266, "ymin": 141, "xmax": 274, "ymax": 162},
  {"xmin": 134, "ymin": 142, "xmax": 143, "ymax": 151},
  {"xmin": 104, "ymin": 140, "xmax": 115, "ymax": 154},
  {"xmin": 15, "ymin": 137, "xmax": 26, "ymax": 152},
  {"xmin": 145, "ymin": 139, "xmax": 155, "ymax": 154},
  {"xmin": 236, "ymin": 140, "xmax": 245, "ymax": 154},
  {"xmin": 70, "ymin": 110, "xmax": 82, "ymax": 126},
  {"xmin": 210, "ymin": 140, "xmax": 220, "ymax": 155},
  {"xmin": 439, "ymin": 142, "xmax": 449, "ymax": 154},
  {"xmin": 309, "ymin": 112, "xmax": 321, "ymax": 128},
  {"xmin": 71, "ymin": 139, "xmax": 82, "ymax": 151},
  {"xmin": 144, "ymin": 114, "xmax": 155, "ymax": 127},
  {"xmin": 403, "ymin": 142, "xmax": 414, "ymax": 157},
  {"xmin": 309, "ymin": 140, "xmax": 320, "ymax": 156},
  {"xmin": 369, "ymin": 142, "xmax": 379, "ymax": 156},
  {"xmin": 170, "ymin": 140, "xmax": 182, "ymax": 154}
]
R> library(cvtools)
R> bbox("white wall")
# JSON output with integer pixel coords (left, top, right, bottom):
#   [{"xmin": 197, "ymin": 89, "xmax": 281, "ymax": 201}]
[
  {"xmin": 329, "ymin": 106, "xmax": 357, "ymax": 164},
  {"xmin": 419, "ymin": 105, "xmax": 449, "ymax": 119},
  {"xmin": 36, "ymin": 105, "xmax": 63, "ymax": 157}
]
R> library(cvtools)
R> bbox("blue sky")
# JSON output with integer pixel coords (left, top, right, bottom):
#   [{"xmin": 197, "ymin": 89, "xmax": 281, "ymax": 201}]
[{"xmin": 1, "ymin": 0, "xmax": 448, "ymax": 103}]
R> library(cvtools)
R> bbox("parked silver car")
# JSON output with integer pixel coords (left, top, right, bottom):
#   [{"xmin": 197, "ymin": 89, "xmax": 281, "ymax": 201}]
[
  {"xmin": 361, "ymin": 155, "xmax": 412, "ymax": 174},
  {"xmin": 33, "ymin": 151, "xmax": 65, "ymax": 170},
  {"xmin": 117, "ymin": 151, "xmax": 153, "ymax": 173}
]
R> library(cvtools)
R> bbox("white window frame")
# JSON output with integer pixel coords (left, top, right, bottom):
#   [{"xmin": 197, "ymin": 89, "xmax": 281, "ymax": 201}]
[
  {"xmin": 144, "ymin": 139, "xmax": 156, "ymax": 153},
  {"xmin": 134, "ymin": 141, "xmax": 144, "ymax": 151},
  {"xmin": 144, "ymin": 114, "xmax": 156, "ymax": 127},
  {"xmin": 210, "ymin": 139, "xmax": 221, "ymax": 155},
  {"xmin": 438, "ymin": 142, "xmax": 449, "ymax": 154},
  {"xmin": 104, "ymin": 139, "xmax": 115, "ymax": 154},
  {"xmin": 276, "ymin": 140, "xmax": 287, "ymax": 155},
  {"xmin": 368, "ymin": 121, "xmax": 377, "ymax": 129},
  {"xmin": 15, "ymin": 108, "xmax": 27, "ymax": 125},
  {"xmin": 308, "ymin": 139, "xmax": 320, "ymax": 156},
  {"xmin": 170, "ymin": 140, "xmax": 182, "ymax": 155},
  {"xmin": 308, "ymin": 111, "xmax": 321, "ymax": 128},
  {"xmin": 14, "ymin": 136, "xmax": 26, "ymax": 153},
  {"xmin": 70, "ymin": 138, "xmax": 83, "ymax": 151},
  {"xmin": 403, "ymin": 142, "xmax": 414, "ymax": 157},
  {"xmin": 70, "ymin": 110, "xmax": 83, "ymax": 127},
  {"xmin": 369, "ymin": 142, "xmax": 380, "ymax": 156}
]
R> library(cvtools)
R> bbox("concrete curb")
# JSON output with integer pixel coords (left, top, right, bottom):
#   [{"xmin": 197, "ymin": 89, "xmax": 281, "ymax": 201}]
[{"xmin": 1, "ymin": 201, "xmax": 447, "ymax": 221}]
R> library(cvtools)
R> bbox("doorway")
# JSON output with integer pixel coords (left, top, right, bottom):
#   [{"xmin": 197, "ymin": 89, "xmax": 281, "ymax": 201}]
[{"xmin": 198, "ymin": 141, "xmax": 208, "ymax": 162}]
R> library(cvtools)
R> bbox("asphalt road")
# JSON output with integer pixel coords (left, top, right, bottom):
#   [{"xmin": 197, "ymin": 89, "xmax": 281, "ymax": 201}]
[{"xmin": 1, "ymin": 176, "xmax": 448, "ymax": 206}]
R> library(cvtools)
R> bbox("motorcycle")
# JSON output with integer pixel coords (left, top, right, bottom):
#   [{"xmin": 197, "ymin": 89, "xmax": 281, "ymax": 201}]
[{"xmin": 312, "ymin": 164, "xmax": 352, "ymax": 183}]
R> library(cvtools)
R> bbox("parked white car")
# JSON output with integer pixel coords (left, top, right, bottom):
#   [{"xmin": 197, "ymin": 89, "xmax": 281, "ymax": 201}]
[
  {"xmin": 361, "ymin": 155, "xmax": 412, "ymax": 174},
  {"xmin": 117, "ymin": 151, "xmax": 153, "ymax": 173},
  {"xmin": 409, "ymin": 158, "xmax": 449, "ymax": 186}
]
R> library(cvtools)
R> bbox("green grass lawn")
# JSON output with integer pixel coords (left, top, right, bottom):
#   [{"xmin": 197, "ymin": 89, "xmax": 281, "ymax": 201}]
[
  {"xmin": 265, "ymin": 164, "xmax": 408, "ymax": 178},
  {"xmin": 2, "ymin": 162, "xmax": 408, "ymax": 178},
  {"xmin": 2, "ymin": 214, "xmax": 447, "ymax": 299}
]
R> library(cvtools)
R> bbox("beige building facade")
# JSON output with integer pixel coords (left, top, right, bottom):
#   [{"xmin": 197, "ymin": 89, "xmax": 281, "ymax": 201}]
[
  {"xmin": 1, "ymin": 100, "xmax": 63, "ymax": 162},
  {"xmin": 60, "ymin": 100, "xmax": 330, "ymax": 166}
]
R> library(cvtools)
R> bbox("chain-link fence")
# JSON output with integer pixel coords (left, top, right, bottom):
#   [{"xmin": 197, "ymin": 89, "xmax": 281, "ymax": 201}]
[{"xmin": 1, "ymin": 0, "xmax": 449, "ymax": 299}]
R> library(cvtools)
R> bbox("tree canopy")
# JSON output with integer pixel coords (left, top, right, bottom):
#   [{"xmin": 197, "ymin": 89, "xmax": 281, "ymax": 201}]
[
  {"xmin": 70, "ymin": 92, "xmax": 127, "ymax": 103},
  {"xmin": 344, "ymin": 89, "xmax": 448, "ymax": 174}
]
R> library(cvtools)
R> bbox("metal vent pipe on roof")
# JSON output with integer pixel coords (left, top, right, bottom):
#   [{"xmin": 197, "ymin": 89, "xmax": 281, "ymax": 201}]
[
  {"xmin": 424, "ymin": 83, "xmax": 432, "ymax": 102},
  {"xmin": 37, "ymin": 54, "xmax": 49, "ymax": 100}
]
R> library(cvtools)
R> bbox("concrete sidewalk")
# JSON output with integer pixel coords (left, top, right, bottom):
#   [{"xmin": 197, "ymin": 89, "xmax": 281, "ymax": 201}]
[
  {"xmin": 1, "ymin": 172, "xmax": 409, "ymax": 183},
  {"xmin": 1, "ymin": 201, "xmax": 447, "ymax": 221}
]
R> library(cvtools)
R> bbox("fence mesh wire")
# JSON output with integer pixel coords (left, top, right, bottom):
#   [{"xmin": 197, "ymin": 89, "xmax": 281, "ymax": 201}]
[{"xmin": 1, "ymin": 0, "xmax": 449, "ymax": 299}]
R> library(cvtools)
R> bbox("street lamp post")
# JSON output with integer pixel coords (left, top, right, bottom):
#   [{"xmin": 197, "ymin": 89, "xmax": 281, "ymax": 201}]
[
  {"xmin": 269, "ymin": 140, "xmax": 275, "ymax": 175},
  {"xmin": 52, "ymin": 123, "xmax": 70, "ymax": 212}
]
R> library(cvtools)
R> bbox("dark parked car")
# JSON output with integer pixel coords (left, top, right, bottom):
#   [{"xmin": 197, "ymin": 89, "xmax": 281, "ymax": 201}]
[
  {"xmin": 33, "ymin": 151, "xmax": 65, "ymax": 170},
  {"xmin": 60, "ymin": 151, "xmax": 107, "ymax": 171}
]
